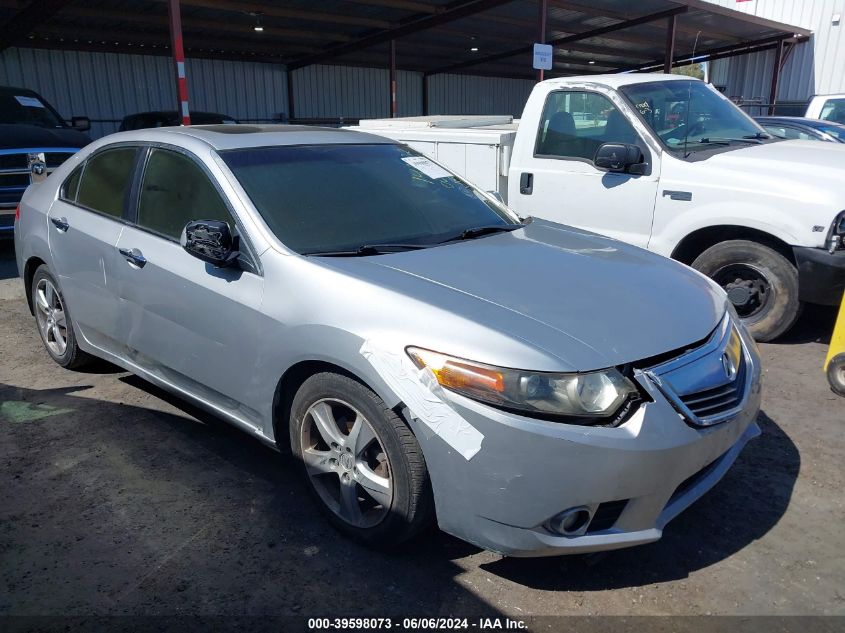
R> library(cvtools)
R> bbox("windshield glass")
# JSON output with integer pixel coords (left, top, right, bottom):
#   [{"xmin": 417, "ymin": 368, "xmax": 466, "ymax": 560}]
[
  {"xmin": 0, "ymin": 91, "xmax": 66, "ymax": 128},
  {"xmin": 619, "ymin": 80, "xmax": 766, "ymax": 153},
  {"xmin": 221, "ymin": 144, "xmax": 516, "ymax": 254},
  {"xmin": 815, "ymin": 121, "xmax": 845, "ymax": 141}
]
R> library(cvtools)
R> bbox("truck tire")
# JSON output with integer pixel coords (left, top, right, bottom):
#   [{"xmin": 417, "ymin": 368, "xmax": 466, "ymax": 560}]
[
  {"xmin": 828, "ymin": 354, "xmax": 845, "ymax": 397},
  {"xmin": 691, "ymin": 240, "xmax": 800, "ymax": 342}
]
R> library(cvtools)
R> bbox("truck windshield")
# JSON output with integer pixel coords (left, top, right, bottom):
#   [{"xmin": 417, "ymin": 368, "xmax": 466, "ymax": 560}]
[
  {"xmin": 619, "ymin": 80, "xmax": 768, "ymax": 153},
  {"xmin": 0, "ymin": 91, "xmax": 67, "ymax": 128},
  {"xmin": 221, "ymin": 143, "xmax": 517, "ymax": 255}
]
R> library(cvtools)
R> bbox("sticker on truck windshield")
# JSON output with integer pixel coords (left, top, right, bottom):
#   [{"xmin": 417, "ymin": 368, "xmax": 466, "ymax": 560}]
[
  {"xmin": 402, "ymin": 156, "xmax": 452, "ymax": 179},
  {"xmin": 14, "ymin": 96, "xmax": 45, "ymax": 108}
]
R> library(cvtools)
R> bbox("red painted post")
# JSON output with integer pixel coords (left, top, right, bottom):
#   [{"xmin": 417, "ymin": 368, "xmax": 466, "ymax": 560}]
[
  {"xmin": 389, "ymin": 39, "xmax": 397, "ymax": 118},
  {"xmin": 168, "ymin": 0, "xmax": 191, "ymax": 125}
]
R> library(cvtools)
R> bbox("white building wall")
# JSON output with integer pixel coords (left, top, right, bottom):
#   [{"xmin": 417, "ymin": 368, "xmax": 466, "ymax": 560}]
[{"xmin": 707, "ymin": 0, "xmax": 845, "ymax": 106}]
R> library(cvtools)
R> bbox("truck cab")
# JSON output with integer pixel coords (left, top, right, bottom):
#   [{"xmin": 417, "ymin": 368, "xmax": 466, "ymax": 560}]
[{"xmin": 0, "ymin": 86, "xmax": 91, "ymax": 236}]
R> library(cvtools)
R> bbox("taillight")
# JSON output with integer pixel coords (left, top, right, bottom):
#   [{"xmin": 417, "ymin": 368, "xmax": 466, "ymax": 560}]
[{"xmin": 15, "ymin": 204, "xmax": 20, "ymax": 221}]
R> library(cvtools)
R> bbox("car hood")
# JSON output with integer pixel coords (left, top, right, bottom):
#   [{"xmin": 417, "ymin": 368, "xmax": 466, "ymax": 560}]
[
  {"xmin": 701, "ymin": 139, "xmax": 845, "ymax": 185},
  {"xmin": 0, "ymin": 124, "xmax": 90, "ymax": 150},
  {"xmin": 323, "ymin": 219, "xmax": 726, "ymax": 370}
]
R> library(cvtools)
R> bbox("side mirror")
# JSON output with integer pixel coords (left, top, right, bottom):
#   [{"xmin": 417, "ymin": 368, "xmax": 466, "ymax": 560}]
[
  {"xmin": 181, "ymin": 220, "xmax": 239, "ymax": 267},
  {"xmin": 594, "ymin": 143, "xmax": 646, "ymax": 175},
  {"xmin": 71, "ymin": 116, "xmax": 91, "ymax": 132}
]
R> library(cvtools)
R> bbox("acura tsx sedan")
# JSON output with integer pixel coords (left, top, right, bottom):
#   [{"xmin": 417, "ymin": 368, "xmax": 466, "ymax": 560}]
[{"xmin": 14, "ymin": 125, "xmax": 762, "ymax": 556}]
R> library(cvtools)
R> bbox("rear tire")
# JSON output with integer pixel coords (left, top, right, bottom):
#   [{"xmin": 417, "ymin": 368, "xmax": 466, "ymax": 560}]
[
  {"xmin": 289, "ymin": 372, "xmax": 433, "ymax": 547},
  {"xmin": 691, "ymin": 240, "xmax": 801, "ymax": 342},
  {"xmin": 827, "ymin": 354, "xmax": 845, "ymax": 397},
  {"xmin": 31, "ymin": 265, "xmax": 94, "ymax": 369}
]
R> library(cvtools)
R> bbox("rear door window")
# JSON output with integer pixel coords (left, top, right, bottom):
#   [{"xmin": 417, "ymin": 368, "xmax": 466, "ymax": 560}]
[
  {"xmin": 60, "ymin": 165, "xmax": 83, "ymax": 202},
  {"xmin": 136, "ymin": 148, "xmax": 233, "ymax": 240},
  {"xmin": 77, "ymin": 148, "xmax": 138, "ymax": 218}
]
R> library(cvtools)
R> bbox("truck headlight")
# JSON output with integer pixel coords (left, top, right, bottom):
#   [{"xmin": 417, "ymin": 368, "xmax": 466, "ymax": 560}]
[
  {"xmin": 406, "ymin": 347, "xmax": 638, "ymax": 422},
  {"xmin": 828, "ymin": 211, "xmax": 845, "ymax": 253}
]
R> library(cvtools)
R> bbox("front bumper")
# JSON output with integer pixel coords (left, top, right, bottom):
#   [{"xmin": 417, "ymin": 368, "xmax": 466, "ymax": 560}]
[
  {"xmin": 794, "ymin": 246, "xmax": 845, "ymax": 306},
  {"xmin": 411, "ymin": 317, "xmax": 762, "ymax": 557}
]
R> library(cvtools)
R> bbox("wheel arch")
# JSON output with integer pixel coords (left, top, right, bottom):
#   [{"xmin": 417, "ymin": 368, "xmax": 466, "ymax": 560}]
[
  {"xmin": 23, "ymin": 256, "xmax": 47, "ymax": 315},
  {"xmin": 271, "ymin": 359, "xmax": 405, "ymax": 453},
  {"xmin": 671, "ymin": 225, "xmax": 797, "ymax": 268}
]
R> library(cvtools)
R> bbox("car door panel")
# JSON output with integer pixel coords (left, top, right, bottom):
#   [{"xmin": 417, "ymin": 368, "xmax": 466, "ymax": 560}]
[
  {"xmin": 512, "ymin": 89, "xmax": 659, "ymax": 248},
  {"xmin": 113, "ymin": 227, "xmax": 265, "ymax": 423}
]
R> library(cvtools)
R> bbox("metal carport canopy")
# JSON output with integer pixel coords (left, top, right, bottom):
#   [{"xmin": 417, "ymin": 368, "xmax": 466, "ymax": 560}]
[{"xmin": 0, "ymin": 0, "xmax": 811, "ymax": 79}]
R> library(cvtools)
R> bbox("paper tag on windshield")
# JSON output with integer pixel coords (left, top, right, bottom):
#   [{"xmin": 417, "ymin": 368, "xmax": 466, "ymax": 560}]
[
  {"xmin": 15, "ymin": 96, "xmax": 45, "ymax": 108},
  {"xmin": 402, "ymin": 156, "xmax": 452, "ymax": 179}
]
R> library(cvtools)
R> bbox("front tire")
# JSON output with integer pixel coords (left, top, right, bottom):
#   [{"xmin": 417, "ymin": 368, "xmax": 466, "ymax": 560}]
[
  {"xmin": 31, "ymin": 265, "xmax": 93, "ymax": 369},
  {"xmin": 691, "ymin": 240, "xmax": 801, "ymax": 342},
  {"xmin": 289, "ymin": 372, "xmax": 433, "ymax": 547}
]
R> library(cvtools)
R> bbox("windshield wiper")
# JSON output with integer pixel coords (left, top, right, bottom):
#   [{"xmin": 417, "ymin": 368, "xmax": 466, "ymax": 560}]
[
  {"xmin": 303, "ymin": 243, "xmax": 431, "ymax": 257},
  {"xmin": 698, "ymin": 136, "xmax": 765, "ymax": 145},
  {"xmin": 439, "ymin": 223, "xmax": 524, "ymax": 244}
]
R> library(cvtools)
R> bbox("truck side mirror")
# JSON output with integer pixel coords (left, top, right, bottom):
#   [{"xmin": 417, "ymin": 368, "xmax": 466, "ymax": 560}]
[
  {"xmin": 70, "ymin": 116, "xmax": 91, "ymax": 132},
  {"xmin": 594, "ymin": 143, "xmax": 646, "ymax": 175}
]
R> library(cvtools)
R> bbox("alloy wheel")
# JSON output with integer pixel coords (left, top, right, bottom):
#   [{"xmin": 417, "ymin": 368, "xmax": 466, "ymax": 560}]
[
  {"xmin": 300, "ymin": 398, "xmax": 393, "ymax": 528},
  {"xmin": 34, "ymin": 278, "xmax": 68, "ymax": 357}
]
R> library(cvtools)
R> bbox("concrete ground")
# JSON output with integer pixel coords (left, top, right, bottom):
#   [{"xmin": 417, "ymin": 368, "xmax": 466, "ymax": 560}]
[{"xmin": 1, "ymin": 238, "xmax": 843, "ymax": 621}]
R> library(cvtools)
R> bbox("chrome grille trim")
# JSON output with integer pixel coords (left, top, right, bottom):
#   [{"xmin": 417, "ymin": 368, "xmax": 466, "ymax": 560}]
[{"xmin": 644, "ymin": 313, "xmax": 753, "ymax": 428}]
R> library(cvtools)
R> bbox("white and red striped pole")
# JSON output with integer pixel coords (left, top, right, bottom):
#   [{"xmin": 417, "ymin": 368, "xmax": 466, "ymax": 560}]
[{"xmin": 168, "ymin": 0, "xmax": 191, "ymax": 126}]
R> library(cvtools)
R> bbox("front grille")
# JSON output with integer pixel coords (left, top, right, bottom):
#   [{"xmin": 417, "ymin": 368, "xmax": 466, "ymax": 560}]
[
  {"xmin": 44, "ymin": 152, "xmax": 75, "ymax": 168},
  {"xmin": 678, "ymin": 354, "xmax": 746, "ymax": 418},
  {"xmin": 587, "ymin": 499, "xmax": 628, "ymax": 532},
  {"xmin": 0, "ymin": 154, "xmax": 28, "ymax": 170},
  {"xmin": 0, "ymin": 173, "xmax": 30, "ymax": 188}
]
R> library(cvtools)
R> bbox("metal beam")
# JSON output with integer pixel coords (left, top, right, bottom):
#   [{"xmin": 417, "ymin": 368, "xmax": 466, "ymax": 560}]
[
  {"xmin": 768, "ymin": 37, "xmax": 785, "ymax": 115},
  {"xmin": 0, "ymin": 0, "xmax": 73, "ymax": 52},
  {"xmin": 427, "ymin": 5, "xmax": 688, "ymax": 75},
  {"xmin": 152, "ymin": 0, "xmax": 393, "ymax": 29},
  {"xmin": 168, "ymin": 0, "xmax": 191, "ymax": 125},
  {"xmin": 342, "ymin": 0, "xmax": 439, "ymax": 14},
  {"xmin": 389, "ymin": 39, "xmax": 397, "ymax": 117},
  {"xmin": 286, "ymin": 0, "xmax": 515, "ymax": 70},
  {"xmin": 664, "ymin": 14, "xmax": 676, "ymax": 73},
  {"xmin": 536, "ymin": 0, "xmax": 547, "ymax": 81}
]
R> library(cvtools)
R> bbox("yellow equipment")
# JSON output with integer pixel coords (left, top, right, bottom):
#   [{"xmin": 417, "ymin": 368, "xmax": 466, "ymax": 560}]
[{"xmin": 827, "ymin": 292, "xmax": 845, "ymax": 397}]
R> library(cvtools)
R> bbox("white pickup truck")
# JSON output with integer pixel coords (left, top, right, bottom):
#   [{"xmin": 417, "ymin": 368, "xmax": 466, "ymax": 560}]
[{"xmin": 351, "ymin": 74, "xmax": 845, "ymax": 342}]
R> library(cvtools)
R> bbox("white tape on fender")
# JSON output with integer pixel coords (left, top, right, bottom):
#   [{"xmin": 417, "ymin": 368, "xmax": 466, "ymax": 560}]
[{"xmin": 360, "ymin": 340, "xmax": 484, "ymax": 460}]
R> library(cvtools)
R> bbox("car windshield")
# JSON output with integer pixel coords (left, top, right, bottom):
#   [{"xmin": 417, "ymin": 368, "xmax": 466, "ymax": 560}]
[
  {"xmin": 619, "ymin": 80, "xmax": 766, "ymax": 153},
  {"xmin": 221, "ymin": 143, "xmax": 517, "ymax": 254},
  {"xmin": 0, "ymin": 91, "xmax": 66, "ymax": 128}
]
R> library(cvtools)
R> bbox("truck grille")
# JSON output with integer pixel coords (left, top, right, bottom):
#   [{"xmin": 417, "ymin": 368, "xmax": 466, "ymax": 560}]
[{"xmin": 0, "ymin": 150, "xmax": 77, "ymax": 209}]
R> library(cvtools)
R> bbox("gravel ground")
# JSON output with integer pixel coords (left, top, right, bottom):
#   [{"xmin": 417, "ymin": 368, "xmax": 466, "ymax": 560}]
[{"xmin": 1, "ymin": 239, "xmax": 843, "ymax": 623}]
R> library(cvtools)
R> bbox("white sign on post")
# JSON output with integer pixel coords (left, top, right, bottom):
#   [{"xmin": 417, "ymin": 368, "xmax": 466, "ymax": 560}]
[{"xmin": 533, "ymin": 43, "xmax": 553, "ymax": 71}]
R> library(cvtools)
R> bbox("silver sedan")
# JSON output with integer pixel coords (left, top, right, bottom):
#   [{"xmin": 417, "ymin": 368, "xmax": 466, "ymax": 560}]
[{"xmin": 14, "ymin": 125, "xmax": 761, "ymax": 556}]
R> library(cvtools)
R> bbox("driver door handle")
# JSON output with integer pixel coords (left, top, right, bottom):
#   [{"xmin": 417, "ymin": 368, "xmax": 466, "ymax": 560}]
[
  {"xmin": 118, "ymin": 247, "xmax": 147, "ymax": 268},
  {"xmin": 50, "ymin": 216, "xmax": 69, "ymax": 232}
]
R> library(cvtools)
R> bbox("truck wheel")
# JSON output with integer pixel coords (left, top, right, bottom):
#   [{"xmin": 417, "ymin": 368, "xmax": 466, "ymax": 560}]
[
  {"xmin": 289, "ymin": 372, "xmax": 433, "ymax": 547},
  {"xmin": 828, "ymin": 354, "xmax": 845, "ymax": 397},
  {"xmin": 691, "ymin": 240, "xmax": 800, "ymax": 342}
]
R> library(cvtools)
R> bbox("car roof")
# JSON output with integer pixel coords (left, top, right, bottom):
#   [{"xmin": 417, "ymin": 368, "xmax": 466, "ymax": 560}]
[
  {"xmin": 756, "ymin": 116, "xmax": 845, "ymax": 129},
  {"xmin": 109, "ymin": 124, "xmax": 397, "ymax": 150},
  {"xmin": 542, "ymin": 73, "xmax": 695, "ymax": 89}
]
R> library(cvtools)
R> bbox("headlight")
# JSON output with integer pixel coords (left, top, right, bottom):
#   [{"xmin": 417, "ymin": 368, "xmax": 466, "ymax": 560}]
[
  {"xmin": 406, "ymin": 347, "xmax": 639, "ymax": 422},
  {"xmin": 828, "ymin": 210, "xmax": 845, "ymax": 253}
]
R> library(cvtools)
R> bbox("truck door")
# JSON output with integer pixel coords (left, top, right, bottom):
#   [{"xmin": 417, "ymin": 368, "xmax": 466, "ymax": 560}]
[{"xmin": 510, "ymin": 89, "xmax": 659, "ymax": 248}]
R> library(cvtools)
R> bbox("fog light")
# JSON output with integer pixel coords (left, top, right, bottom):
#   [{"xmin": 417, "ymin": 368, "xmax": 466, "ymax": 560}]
[{"xmin": 547, "ymin": 507, "xmax": 592, "ymax": 536}]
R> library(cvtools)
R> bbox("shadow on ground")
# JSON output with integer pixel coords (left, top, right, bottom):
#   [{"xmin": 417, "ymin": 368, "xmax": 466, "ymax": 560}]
[{"xmin": 1, "ymin": 372, "xmax": 799, "ymax": 615}]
